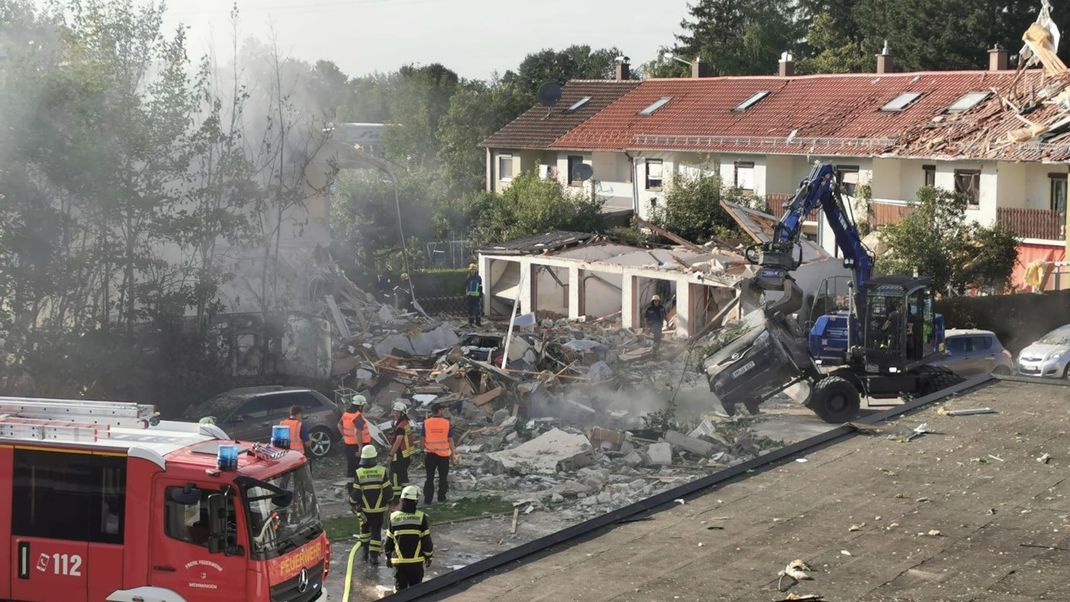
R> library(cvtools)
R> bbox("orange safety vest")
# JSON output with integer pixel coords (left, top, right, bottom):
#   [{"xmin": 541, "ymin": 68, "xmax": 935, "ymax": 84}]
[
  {"xmin": 280, "ymin": 418, "xmax": 304, "ymax": 454},
  {"xmin": 423, "ymin": 416, "xmax": 452, "ymax": 457},
  {"xmin": 341, "ymin": 411, "xmax": 371, "ymax": 445}
]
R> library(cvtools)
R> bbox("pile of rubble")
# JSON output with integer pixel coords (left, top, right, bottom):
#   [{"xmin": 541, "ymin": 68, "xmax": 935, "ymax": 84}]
[{"xmin": 319, "ymin": 276, "xmax": 780, "ymax": 516}]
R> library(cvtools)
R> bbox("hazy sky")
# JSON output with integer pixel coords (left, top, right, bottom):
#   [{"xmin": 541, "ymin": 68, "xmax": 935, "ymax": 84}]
[{"xmin": 162, "ymin": 0, "xmax": 693, "ymax": 80}]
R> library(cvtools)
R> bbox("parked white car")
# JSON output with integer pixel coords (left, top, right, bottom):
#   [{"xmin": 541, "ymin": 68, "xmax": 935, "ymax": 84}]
[{"xmin": 1017, "ymin": 325, "xmax": 1070, "ymax": 378}]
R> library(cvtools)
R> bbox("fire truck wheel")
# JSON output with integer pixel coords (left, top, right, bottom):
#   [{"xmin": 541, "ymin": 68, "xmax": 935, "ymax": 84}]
[{"xmin": 308, "ymin": 427, "xmax": 334, "ymax": 457}]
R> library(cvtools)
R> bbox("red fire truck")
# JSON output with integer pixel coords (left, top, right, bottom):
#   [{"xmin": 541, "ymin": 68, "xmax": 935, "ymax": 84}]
[{"xmin": 0, "ymin": 396, "xmax": 330, "ymax": 601}]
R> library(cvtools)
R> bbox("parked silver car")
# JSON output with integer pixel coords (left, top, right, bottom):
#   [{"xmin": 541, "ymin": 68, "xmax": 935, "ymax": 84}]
[
  {"xmin": 1017, "ymin": 325, "xmax": 1070, "ymax": 378},
  {"xmin": 933, "ymin": 329, "xmax": 1014, "ymax": 377}
]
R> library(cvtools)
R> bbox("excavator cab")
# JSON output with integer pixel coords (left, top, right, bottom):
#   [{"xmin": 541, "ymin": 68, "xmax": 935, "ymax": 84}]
[{"xmin": 861, "ymin": 276, "xmax": 942, "ymax": 372}]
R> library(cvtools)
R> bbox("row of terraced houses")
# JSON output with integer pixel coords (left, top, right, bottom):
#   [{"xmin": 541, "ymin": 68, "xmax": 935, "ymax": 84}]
[{"xmin": 481, "ymin": 49, "xmax": 1070, "ymax": 291}]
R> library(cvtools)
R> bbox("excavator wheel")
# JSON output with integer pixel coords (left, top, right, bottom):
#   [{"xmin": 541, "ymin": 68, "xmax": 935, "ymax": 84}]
[
  {"xmin": 916, "ymin": 365, "xmax": 965, "ymax": 397},
  {"xmin": 806, "ymin": 376, "xmax": 861, "ymax": 423}
]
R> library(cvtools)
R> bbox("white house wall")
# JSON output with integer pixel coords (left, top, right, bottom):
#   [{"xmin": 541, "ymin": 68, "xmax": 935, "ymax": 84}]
[{"xmin": 489, "ymin": 147, "xmax": 1065, "ymax": 239}]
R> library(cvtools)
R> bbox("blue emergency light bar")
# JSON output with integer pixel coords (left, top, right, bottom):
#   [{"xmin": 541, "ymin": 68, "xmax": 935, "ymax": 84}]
[
  {"xmin": 217, "ymin": 444, "xmax": 239, "ymax": 471},
  {"xmin": 271, "ymin": 425, "xmax": 291, "ymax": 449}
]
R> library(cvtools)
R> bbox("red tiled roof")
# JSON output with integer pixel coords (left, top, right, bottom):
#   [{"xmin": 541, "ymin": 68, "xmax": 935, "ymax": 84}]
[
  {"xmin": 549, "ymin": 71, "xmax": 1047, "ymax": 158},
  {"xmin": 481, "ymin": 80, "xmax": 638, "ymax": 150}
]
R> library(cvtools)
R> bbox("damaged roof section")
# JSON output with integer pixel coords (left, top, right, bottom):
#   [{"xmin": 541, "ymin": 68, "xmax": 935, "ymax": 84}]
[{"xmin": 477, "ymin": 231, "xmax": 597, "ymax": 255}]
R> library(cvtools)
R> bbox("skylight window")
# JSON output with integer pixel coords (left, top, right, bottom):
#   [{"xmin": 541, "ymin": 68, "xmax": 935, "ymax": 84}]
[
  {"xmin": 638, "ymin": 97, "xmax": 672, "ymax": 115},
  {"xmin": 880, "ymin": 91, "xmax": 923, "ymax": 112},
  {"xmin": 567, "ymin": 96, "xmax": 592, "ymax": 112},
  {"xmin": 946, "ymin": 91, "xmax": 990, "ymax": 113},
  {"xmin": 733, "ymin": 91, "xmax": 770, "ymax": 112}
]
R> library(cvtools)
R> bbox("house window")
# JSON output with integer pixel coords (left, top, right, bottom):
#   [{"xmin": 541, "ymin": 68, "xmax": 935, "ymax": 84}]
[
  {"xmin": 880, "ymin": 92, "xmax": 923, "ymax": 112},
  {"xmin": 946, "ymin": 91, "xmax": 991, "ymax": 113},
  {"xmin": 733, "ymin": 161, "xmax": 755, "ymax": 193},
  {"xmin": 567, "ymin": 155, "xmax": 584, "ymax": 186},
  {"xmin": 1051, "ymin": 173, "xmax": 1068, "ymax": 213},
  {"xmin": 498, "ymin": 154, "xmax": 513, "ymax": 181},
  {"xmin": 837, "ymin": 165, "xmax": 860, "ymax": 197},
  {"xmin": 954, "ymin": 169, "xmax": 981, "ymax": 207},
  {"xmin": 733, "ymin": 91, "xmax": 770, "ymax": 112},
  {"xmin": 923, "ymin": 164, "xmax": 936, "ymax": 188},
  {"xmin": 645, "ymin": 159, "xmax": 664, "ymax": 191},
  {"xmin": 638, "ymin": 97, "xmax": 672, "ymax": 116}
]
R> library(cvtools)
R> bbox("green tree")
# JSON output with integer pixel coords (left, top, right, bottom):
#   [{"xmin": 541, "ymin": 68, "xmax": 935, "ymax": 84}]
[
  {"xmin": 329, "ymin": 168, "xmax": 445, "ymax": 280},
  {"xmin": 437, "ymin": 80, "xmax": 530, "ymax": 196},
  {"xmin": 381, "ymin": 64, "xmax": 460, "ymax": 170},
  {"xmin": 465, "ymin": 173, "xmax": 604, "ymax": 245},
  {"xmin": 650, "ymin": 174, "xmax": 744, "ymax": 244},
  {"xmin": 798, "ymin": 0, "xmax": 1070, "ymax": 74},
  {"xmin": 675, "ymin": 0, "xmax": 803, "ymax": 75},
  {"xmin": 502, "ymin": 45, "xmax": 627, "ymax": 96},
  {"xmin": 877, "ymin": 187, "xmax": 1018, "ymax": 294}
]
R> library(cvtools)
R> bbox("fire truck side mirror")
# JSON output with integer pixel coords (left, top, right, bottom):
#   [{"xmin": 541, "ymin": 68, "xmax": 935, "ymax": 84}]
[{"xmin": 207, "ymin": 494, "xmax": 227, "ymax": 554}]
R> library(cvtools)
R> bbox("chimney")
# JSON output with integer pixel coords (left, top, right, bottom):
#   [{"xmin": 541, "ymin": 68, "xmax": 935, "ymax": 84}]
[
  {"xmin": 778, "ymin": 51, "xmax": 794, "ymax": 77},
  {"xmin": 989, "ymin": 44, "xmax": 1008, "ymax": 71},
  {"xmin": 876, "ymin": 40, "xmax": 893, "ymax": 74},
  {"xmin": 615, "ymin": 57, "xmax": 630, "ymax": 81},
  {"xmin": 691, "ymin": 57, "xmax": 712, "ymax": 78}
]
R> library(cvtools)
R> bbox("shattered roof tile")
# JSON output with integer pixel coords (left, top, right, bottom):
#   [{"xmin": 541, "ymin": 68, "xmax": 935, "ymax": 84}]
[{"xmin": 551, "ymin": 71, "xmax": 1034, "ymax": 157}]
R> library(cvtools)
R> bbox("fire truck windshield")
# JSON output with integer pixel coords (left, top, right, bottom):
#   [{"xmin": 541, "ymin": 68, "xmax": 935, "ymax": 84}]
[{"xmin": 241, "ymin": 464, "xmax": 322, "ymax": 559}]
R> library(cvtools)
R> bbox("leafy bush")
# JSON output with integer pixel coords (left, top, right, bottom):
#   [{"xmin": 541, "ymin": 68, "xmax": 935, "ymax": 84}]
[
  {"xmin": 650, "ymin": 174, "xmax": 746, "ymax": 244},
  {"xmin": 466, "ymin": 172, "xmax": 604, "ymax": 245},
  {"xmin": 877, "ymin": 187, "xmax": 1018, "ymax": 294}
]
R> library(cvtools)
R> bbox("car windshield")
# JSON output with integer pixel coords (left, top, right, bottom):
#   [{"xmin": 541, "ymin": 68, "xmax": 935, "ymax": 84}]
[
  {"xmin": 242, "ymin": 465, "xmax": 322, "ymax": 558},
  {"xmin": 1037, "ymin": 327, "xmax": 1070, "ymax": 346}
]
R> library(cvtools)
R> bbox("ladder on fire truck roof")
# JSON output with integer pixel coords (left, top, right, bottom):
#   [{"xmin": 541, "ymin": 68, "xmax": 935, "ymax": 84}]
[{"xmin": 0, "ymin": 396, "xmax": 161, "ymax": 444}]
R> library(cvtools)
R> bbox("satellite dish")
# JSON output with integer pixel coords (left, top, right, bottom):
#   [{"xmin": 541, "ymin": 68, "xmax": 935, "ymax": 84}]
[
  {"xmin": 537, "ymin": 82, "xmax": 562, "ymax": 107},
  {"xmin": 572, "ymin": 163, "xmax": 594, "ymax": 182}
]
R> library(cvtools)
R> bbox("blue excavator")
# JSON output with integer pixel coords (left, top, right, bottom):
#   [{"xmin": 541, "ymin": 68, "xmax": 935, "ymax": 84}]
[{"xmin": 704, "ymin": 163, "xmax": 961, "ymax": 423}]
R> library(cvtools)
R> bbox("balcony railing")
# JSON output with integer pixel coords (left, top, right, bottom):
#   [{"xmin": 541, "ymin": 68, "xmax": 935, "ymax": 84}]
[{"xmin": 997, "ymin": 207, "xmax": 1066, "ymax": 241}]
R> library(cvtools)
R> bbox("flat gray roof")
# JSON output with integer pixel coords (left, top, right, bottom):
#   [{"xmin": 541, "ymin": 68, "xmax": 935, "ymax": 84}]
[{"xmin": 437, "ymin": 379, "xmax": 1070, "ymax": 601}]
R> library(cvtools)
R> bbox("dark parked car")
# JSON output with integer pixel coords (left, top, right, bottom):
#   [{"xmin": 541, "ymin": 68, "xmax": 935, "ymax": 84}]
[
  {"xmin": 932, "ymin": 329, "xmax": 1014, "ymax": 377},
  {"xmin": 184, "ymin": 386, "xmax": 342, "ymax": 457}
]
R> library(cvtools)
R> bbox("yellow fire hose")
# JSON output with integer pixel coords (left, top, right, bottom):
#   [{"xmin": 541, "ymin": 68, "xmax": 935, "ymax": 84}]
[
  {"xmin": 341, "ymin": 539, "xmax": 364, "ymax": 602},
  {"xmin": 342, "ymin": 511, "xmax": 366, "ymax": 602}
]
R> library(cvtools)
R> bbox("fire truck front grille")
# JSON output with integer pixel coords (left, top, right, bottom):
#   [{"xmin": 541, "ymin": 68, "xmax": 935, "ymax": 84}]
[{"xmin": 270, "ymin": 561, "xmax": 325, "ymax": 602}]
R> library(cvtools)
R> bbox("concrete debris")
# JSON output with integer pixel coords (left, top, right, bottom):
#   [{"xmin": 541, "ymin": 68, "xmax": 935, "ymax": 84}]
[
  {"xmin": 665, "ymin": 430, "xmax": 717, "ymax": 457},
  {"xmin": 644, "ymin": 442, "xmax": 674, "ymax": 466},
  {"xmin": 314, "ymin": 274, "xmax": 786, "ymax": 526},
  {"xmin": 778, "ymin": 559, "xmax": 815, "ymax": 592},
  {"xmin": 1037, "ymin": 453, "xmax": 1052, "ymax": 464},
  {"xmin": 485, "ymin": 428, "xmax": 594, "ymax": 475}
]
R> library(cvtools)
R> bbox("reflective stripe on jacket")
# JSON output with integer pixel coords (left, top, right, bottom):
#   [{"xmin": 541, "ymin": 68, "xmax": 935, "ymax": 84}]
[
  {"xmin": 341, "ymin": 411, "xmax": 371, "ymax": 445},
  {"xmin": 393, "ymin": 417, "xmax": 416, "ymax": 458},
  {"xmin": 464, "ymin": 274, "xmax": 481, "ymax": 296},
  {"xmin": 423, "ymin": 416, "xmax": 452, "ymax": 457},
  {"xmin": 386, "ymin": 510, "xmax": 433, "ymax": 563},
  {"xmin": 354, "ymin": 465, "xmax": 392, "ymax": 512},
  {"xmin": 280, "ymin": 418, "xmax": 304, "ymax": 454}
]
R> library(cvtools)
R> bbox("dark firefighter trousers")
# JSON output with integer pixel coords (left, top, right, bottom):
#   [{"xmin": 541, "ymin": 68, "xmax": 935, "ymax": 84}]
[
  {"xmin": 394, "ymin": 563, "xmax": 425, "ymax": 590},
  {"xmin": 360, "ymin": 510, "xmax": 386, "ymax": 557},
  {"xmin": 390, "ymin": 453, "xmax": 410, "ymax": 497}
]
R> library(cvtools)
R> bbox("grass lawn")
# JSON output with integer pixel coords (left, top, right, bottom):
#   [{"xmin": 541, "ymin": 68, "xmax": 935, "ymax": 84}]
[{"xmin": 321, "ymin": 495, "xmax": 513, "ymax": 540}]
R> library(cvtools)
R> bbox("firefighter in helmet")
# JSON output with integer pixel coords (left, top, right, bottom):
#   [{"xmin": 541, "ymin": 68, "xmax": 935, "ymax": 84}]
[
  {"xmin": 385, "ymin": 485, "xmax": 434, "ymax": 591},
  {"xmin": 348, "ymin": 444, "xmax": 392, "ymax": 564}
]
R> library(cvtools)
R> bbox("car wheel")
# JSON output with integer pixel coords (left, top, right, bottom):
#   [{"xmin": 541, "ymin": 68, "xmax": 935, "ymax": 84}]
[
  {"xmin": 992, "ymin": 365, "xmax": 1011, "ymax": 376},
  {"xmin": 307, "ymin": 428, "xmax": 333, "ymax": 458}
]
